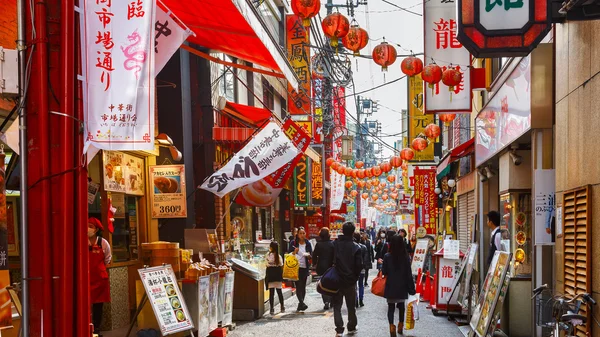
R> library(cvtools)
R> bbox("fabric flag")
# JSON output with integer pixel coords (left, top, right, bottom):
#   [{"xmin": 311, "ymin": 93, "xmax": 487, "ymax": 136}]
[
  {"xmin": 83, "ymin": 0, "xmax": 156, "ymax": 152},
  {"xmin": 329, "ymin": 167, "xmax": 344, "ymax": 211},
  {"xmin": 235, "ymin": 119, "xmax": 310, "ymax": 206},
  {"xmin": 200, "ymin": 122, "xmax": 300, "ymax": 198},
  {"xmin": 155, "ymin": 0, "xmax": 193, "ymax": 74}
]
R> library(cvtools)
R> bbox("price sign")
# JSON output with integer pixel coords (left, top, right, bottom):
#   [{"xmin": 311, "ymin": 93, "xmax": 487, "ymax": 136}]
[{"xmin": 149, "ymin": 165, "xmax": 187, "ymax": 218}]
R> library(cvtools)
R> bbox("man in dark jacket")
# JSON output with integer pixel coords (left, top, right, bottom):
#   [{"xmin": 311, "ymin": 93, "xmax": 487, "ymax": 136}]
[
  {"xmin": 312, "ymin": 227, "xmax": 335, "ymax": 309},
  {"xmin": 332, "ymin": 222, "xmax": 363, "ymax": 336},
  {"xmin": 360, "ymin": 232, "xmax": 374, "ymax": 287}
]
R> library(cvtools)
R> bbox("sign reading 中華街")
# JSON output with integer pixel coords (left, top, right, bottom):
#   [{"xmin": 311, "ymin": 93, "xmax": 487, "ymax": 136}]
[
  {"xmin": 149, "ymin": 165, "xmax": 187, "ymax": 218},
  {"xmin": 424, "ymin": 0, "xmax": 471, "ymax": 114},
  {"xmin": 286, "ymin": 15, "xmax": 311, "ymax": 115},
  {"xmin": 139, "ymin": 265, "xmax": 194, "ymax": 335},
  {"xmin": 155, "ymin": 0, "xmax": 193, "ymax": 74},
  {"xmin": 200, "ymin": 122, "xmax": 300, "ymax": 198},
  {"xmin": 83, "ymin": 0, "xmax": 156, "ymax": 151}
]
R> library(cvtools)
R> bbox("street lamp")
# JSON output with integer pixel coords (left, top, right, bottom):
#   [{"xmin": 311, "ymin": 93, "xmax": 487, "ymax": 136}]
[{"xmin": 341, "ymin": 135, "xmax": 354, "ymax": 160}]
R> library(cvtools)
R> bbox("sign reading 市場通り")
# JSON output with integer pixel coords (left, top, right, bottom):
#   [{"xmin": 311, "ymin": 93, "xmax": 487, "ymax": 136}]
[{"xmin": 457, "ymin": 0, "xmax": 551, "ymax": 57}]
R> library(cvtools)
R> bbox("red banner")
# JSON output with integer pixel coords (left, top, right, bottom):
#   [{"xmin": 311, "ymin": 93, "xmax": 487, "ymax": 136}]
[{"xmin": 414, "ymin": 168, "xmax": 437, "ymax": 235}]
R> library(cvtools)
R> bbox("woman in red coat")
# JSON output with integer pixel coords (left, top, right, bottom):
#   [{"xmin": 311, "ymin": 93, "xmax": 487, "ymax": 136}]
[{"xmin": 88, "ymin": 217, "xmax": 111, "ymax": 336}]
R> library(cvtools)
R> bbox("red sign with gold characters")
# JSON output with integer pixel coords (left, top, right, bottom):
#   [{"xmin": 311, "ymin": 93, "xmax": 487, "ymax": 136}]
[
  {"xmin": 286, "ymin": 15, "xmax": 311, "ymax": 115},
  {"xmin": 414, "ymin": 168, "xmax": 437, "ymax": 235},
  {"xmin": 457, "ymin": 0, "xmax": 551, "ymax": 57}
]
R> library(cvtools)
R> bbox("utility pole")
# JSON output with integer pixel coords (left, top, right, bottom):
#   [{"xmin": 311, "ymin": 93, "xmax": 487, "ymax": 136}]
[{"xmin": 323, "ymin": 0, "xmax": 333, "ymax": 229}]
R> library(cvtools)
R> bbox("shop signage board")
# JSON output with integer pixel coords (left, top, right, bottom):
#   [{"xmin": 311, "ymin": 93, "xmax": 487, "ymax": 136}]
[
  {"xmin": 443, "ymin": 240, "xmax": 460, "ymax": 259},
  {"xmin": 438, "ymin": 255, "xmax": 462, "ymax": 306},
  {"xmin": 155, "ymin": 0, "xmax": 193, "ymax": 73},
  {"xmin": 534, "ymin": 169, "xmax": 555, "ymax": 245},
  {"xmin": 457, "ymin": 243, "xmax": 478, "ymax": 307},
  {"xmin": 457, "ymin": 0, "xmax": 551, "ymax": 57},
  {"xmin": 200, "ymin": 122, "xmax": 300, "ymax": 198},
  {"xmin": 424, "ymin": 0, "xmax": 472, "ymax": 114},
  {"xmin": 475, "ymin": 56, "xmax": 531, "ymax": 167},
  {"xmin": 408, "ymin": 75, "xmax": 435, "ymax": 162},
  {"xmin": 414, "ymin": 168, "xmax": 437, "ymax": 235},
  {"xmin": 208, "ymin": 272, "xmax": 219, "ymax": 331},
  {"xmin": 329, "ymin": 167, "xmax": 345, "ymax": 211},
  {"xmin": 310, "ymin": 145, "xmax": 325, "ymax": 207},
  {"xmin": 286, "ymin": 15, "xmax": 311, "ymax": 115},
  {"xmin": 293, "ymin": 155, "xmax": 310, "ymax": 207},
  {"xmin": 222, "ymin": 271, "xmax": 235, "ymax": 326},
  {"xmin": 102, "ymin": 151, "xmax": 145, "ymax": 195},
  {"xmin": 83, "ymin": 0, "xmax": 156, "ymax": 151},
  {"xmin": 138, "ymin": 265, "xmax": 194, "ymax": 335},
  {"xmin": 411, "ymin": 239, "xmax": 429, "ymax": 276},
  {"xmin": 149, "ymin": 165, "xmax": 187, "ymax": 218},
  {"xmin": 332, "ymin": 87, "xmax": 346, "ymax": 163},
  {"xmin": 197, "ymin": 275, "xmax": 210, "ymax": 337}
]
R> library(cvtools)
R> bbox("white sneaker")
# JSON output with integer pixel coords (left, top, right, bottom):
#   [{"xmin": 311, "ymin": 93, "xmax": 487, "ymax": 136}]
[
  {"xmin": 335, "ymin": 334, "xmax": 343, "ymax": 337},
  {"xmin": 347, "ymin": 328, "xmax": 358, "ymax": 335}
]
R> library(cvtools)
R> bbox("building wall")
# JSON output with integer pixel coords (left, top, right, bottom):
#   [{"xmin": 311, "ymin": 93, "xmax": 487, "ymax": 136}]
[
  {"xmin": 0, "ymin": 0, "xmax": 16, "ymax": 114},
  {"xmin": 555, "ymin": 21, "xmax": 600, "ymax": 322}
]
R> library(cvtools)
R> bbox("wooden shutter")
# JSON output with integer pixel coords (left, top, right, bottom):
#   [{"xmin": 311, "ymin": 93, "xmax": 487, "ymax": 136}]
[
  {"xmin": 457, "ymin": 191, "xmax": 476, "ymax": 254},
  {"xmin": 562, "ymin": 186, "xmax": 592, "ymax": 337},
  {"xmin": 467, "ymin": 191, "xmax": 475, "ymax": 244}
]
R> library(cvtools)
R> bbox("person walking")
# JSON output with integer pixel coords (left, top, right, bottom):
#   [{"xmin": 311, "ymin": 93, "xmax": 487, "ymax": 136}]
[
  {"xmin": 374, "ymin": 229, "xmax": 388, "ymax": 270},
  {"xmin": 399, "ymin": 229, "xmax": 413, "ymax": 256},
  {"xmin": 354, "ymin": 232, "xmax": 368, "ymax": 307},
  {"xmin": 332, "ymin": 222, "xmax": 363, "ymax": 336},
  {"xmin": 312, "ymin": 227, "xmax": 335, "ymax": 310},
  {"xmin": 361, "ymin": 232, "xmax": 374, "ymax": 287},
  {"xmin": 289, "ymin": 227, "xmax": 312, "ymax": 312},
  {"xmin": 265, "ymin": 241, "xmax": 285, "ymax": 315},
  {"xmin": 382, "ymin": 234, "xmax": 416, "ymax": 336}
]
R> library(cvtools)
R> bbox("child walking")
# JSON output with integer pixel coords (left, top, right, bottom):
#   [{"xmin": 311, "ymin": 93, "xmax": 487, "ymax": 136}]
[{"xmin": 265, "ymin": 241, "xmax": 285, "ymax": 315}]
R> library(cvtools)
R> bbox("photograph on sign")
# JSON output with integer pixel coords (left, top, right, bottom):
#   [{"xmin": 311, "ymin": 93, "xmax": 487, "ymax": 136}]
[
  {"xmin": 197, "ymin": 275, "xmax": 210, "ymax": 337},
  {"xmin": 150, "ymin": 165, "xmax": 187, "ymax": 218}
]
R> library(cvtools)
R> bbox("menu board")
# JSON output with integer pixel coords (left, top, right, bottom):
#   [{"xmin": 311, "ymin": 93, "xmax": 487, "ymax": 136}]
[
  {"xmin": 149, "ymin": 165, "xmax": 187, "ymax": 218},
  {"xmin": 470, "ymin": 251, "xmax": 511, "ymax": 337},
  {"xmin": 138, "ymin": 265, "xmax": 194, "ymax": 335},
  {"xmin": 456, "ymin": 244, "xmax": 478, "ymax": 308},
  {"xmin": 103, "ymin": 151, "xmax": 145, "ymax": 195},
  {"xmin": 222, "ymin": 271, "xmax": 235, "ymax": 326},
  {"xmin": 411, "ymin": 239, "xmax": 429, "ymax": 276}
]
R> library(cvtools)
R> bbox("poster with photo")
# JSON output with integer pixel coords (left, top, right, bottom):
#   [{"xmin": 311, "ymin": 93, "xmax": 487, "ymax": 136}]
[
  {"xmin": 103, "ymin": 151, "xmax": 126, "ymax": 192},
  {"xmin": 138, "ymin": 265, "xmax": 194, "ymax": 335},
  {"xmin": 124, "ymin": 154, "xmax": 145, "ymax": 195},
  {"xmin": 411, "ymin": 239, "xmax": 429, "ymax": 276},
  {"xmin": 149, "ymin": 165, "xmax": 187, "ymax": 218},
  {"xmin": 222, "ymin": 271, "xmax": 235, "ymax": 326},
  {"xmin": 197, "ymin": 275, "xmax": 210, "ymax": 337},
  {"xmin": 208, "ymin": 272, "xmax": 219, "ymax": 331}
]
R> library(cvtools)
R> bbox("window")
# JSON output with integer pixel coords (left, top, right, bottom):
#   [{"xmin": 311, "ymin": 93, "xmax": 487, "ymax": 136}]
[
  {"xmin": 562, "ymin": 186, "xmax": 591, "ymax": 335},
  {"xmin": 262, "ymin": 78, "xmax": 274, "ymax": 111},
  {"xmin": 109, "ymin": 193, "xmax": 139, "ymax": 262}
]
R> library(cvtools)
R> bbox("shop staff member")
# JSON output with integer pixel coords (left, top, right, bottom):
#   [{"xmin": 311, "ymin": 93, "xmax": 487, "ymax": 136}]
[
  {"xmin": 486, "ymin": 211, "xmax": 502, "ymax": 270},
  {"xmin": 88, "ymin": 217, "xmax": 112, "ymax": 336}
]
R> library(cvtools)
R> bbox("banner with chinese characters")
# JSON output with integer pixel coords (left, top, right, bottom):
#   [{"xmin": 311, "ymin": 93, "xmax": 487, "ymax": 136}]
[
  {"xmin": 102, "ymin": 151, "xmax": 145, "ymax": 195},
  {"xmin": 83, "ymin": 0, "xmax": 156, "ymax": 151},
  {"xmin": 424, "ymin": 0, "xmax": 471, "ymax": 113},
  {"xmin": 414, "ymin": 168, "xmax": 437, "ymax": 235},
  {"xmin": 329, "ymin": 167, "xmax": 345, "ymax": 211},
  {"xmin": 236, "ymin": 119, "xmax": 310, "ymax": 207},
  {"xmin": 534, "ymin": 169, "xmax": 555, "ymax": 245},
  {"xmin": 294, "ymin": 155, "xmax": 310, "ymax": 207},
  {"xmin": 139, "ymin": 265, "xmax": 194, "ymax": 335},
  {"xmin": 201, "ymin": 122, "xmax": 299, "ymax": 197},
  {"xmin": 408, "ymin": 75, "xmax": 435, "ymax": 162},
  {"xmin": 310, "ymin": 145, "xmax": 324, "ymax": 207},
  {"xmin": 149, "ymin": 165, "xmax": 187, "ymax": 218},
  {"xmin": 286, "ymin": 15, "xmax": 311, "ymax": 115},
  {"xmin": 155, "ymin": 0, "xmax": 193, "ymax": 74}
]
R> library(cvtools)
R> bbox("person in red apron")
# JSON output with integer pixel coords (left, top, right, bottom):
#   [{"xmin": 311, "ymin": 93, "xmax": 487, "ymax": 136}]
[{"xmin": 88, "ymin": 217, "xmax": 112, "ymax": 336}]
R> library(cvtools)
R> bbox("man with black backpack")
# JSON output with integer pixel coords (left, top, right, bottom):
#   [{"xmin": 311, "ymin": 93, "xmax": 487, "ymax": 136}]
[{"xmin": 332, "ymin": 222, "xmax": 363, "ymax": 336}]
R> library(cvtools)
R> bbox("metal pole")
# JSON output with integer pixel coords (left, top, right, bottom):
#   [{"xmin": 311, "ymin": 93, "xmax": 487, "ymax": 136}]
[{"xmin": 16, "ymin": 0, "xmax": 29, "ymax": 334}]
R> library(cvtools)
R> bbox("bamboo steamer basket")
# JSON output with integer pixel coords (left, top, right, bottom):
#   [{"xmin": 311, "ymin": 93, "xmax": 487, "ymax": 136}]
[{"xmin": 142, "ymin": 242, "xmax": 180, "ymax": 272}]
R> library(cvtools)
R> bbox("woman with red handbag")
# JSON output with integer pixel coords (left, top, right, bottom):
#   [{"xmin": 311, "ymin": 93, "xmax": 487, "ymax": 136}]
[{"xmin": 382, "ymin": 234, "xmax": 415, "ymax": 336}]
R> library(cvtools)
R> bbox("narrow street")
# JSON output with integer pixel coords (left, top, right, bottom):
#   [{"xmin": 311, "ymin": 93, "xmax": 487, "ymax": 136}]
[{"xmin": 230, "ymin": 269, "xmax": 464, "ymax": 337}]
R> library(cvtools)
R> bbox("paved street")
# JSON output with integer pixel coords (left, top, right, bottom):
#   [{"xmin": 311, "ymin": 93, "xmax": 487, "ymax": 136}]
[{"xmin": 229, "ymin": 269, "xmax": 464, "ymax": 337}]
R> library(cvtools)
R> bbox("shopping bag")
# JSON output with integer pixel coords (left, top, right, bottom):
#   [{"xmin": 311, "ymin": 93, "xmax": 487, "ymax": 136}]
[
  {"xmin": 282, "ymin": 254, "xmax": 299, "ymax": 281},
  {"xmin": 371, "ymin": 270, "xmax": 386, "ymax": 297},
  {"xmin": 404, "ymin": 294, "xmax": 420, "ymax": 330},
  {"xmin": 316, "ymin": 266, "xmax": 340, "ymax": 295}
]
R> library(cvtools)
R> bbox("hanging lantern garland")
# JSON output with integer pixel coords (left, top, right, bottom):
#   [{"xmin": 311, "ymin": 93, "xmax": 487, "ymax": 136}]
[
  {"xmin": 372, "ymin": 40, "xmax": 397, "ymax": 72},
  {"xmin": 442, "ymin": 66, "xmax": 463, "ymax": 101},
  {"xmin": 439, "ymin": 113, "xmax": 457, "ymax": 126},
  {"xmin": 400, "ymin": 148, "xmax": 415, "ymax": 161},
  {"xmin": 321, "ymin": 12, "xmax": 350, "ymax": 50},
  {"xmin": 342, "ymin": 24, "xmax": 369, "ymax": 56},
  {"xmin": 424, "ymin": 123, "xmax": 441, "ymax": 139},
  {"xmin": 411, "ymin": 137, "xmax": 429, "ymax": 152},
  {"xmin": 291, "ymin": 0, "xmax": 321, "ymax": 27}
]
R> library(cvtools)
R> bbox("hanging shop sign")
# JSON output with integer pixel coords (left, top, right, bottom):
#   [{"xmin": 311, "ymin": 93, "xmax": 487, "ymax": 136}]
[
  {"xmin": 139, "ymin": 265, "xmax": 194, "ymax": 335},
  {"xmin": 457, "ymin": 0, "xmax": 551, "ymax": 57},
  {"xmin": 200, "ymin": 122, "xmax": 300, "ymax": 197},
  {"xmin": 155, "ymin": 0, "xmax": 193, "ymax": 74},
  {"xmin": 534, "ymin": 169, "xmax": 555, "ymax": 245},
  {"xmin": 295, "ymin": 120, "xmax": 314, "ymax": 139},
  {"xmin": 83, "ymin": 0, "xmax": 156, "ymax": 151},
  {"xmin": 414, "ymin": 168, "xmax": 437, "ymax": 235},
  {"xmin": 149, "ymin": 165, "xmax": 187, "ymax": 218},
  {"xmin": 330, "ymin": 167, "xmax": 345, "ymax": 211},
  {"xmin": 475, "ymin": 56, "xmax": 530, "ymax": 166},
  {"xmin": 286, "ymin": 15, "xmax": 311, "ymax": 115},
  {"xmin": 408, "ymin": 75, "xmax": 435, "ymax": 162},
  {"xmin": 102, "ymin": 151, "xmax": 146, "ymax": 195},
  {"xmin": 310, "ymin": 145, "xmax": 325, "ymax": 207},
  {"xmin": 294, "ymin": 155, "xmax": 310, "ymax": 207},
  {"xmin": 424, "ymin": 0, "xmax": 472, "ymax": 114}
]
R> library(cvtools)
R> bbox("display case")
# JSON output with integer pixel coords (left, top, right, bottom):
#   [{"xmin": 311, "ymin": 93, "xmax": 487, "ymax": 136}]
[{"xmin": 499, "ymin": 191, "xmax": 532, "ymax": 278}]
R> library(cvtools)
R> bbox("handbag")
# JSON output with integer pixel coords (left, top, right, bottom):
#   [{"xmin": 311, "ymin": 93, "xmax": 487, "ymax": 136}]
[
  {"xmin": 282, "ymin": 254, "xmax": 299, "ymax": 281},
  {"xmin": 371, "ymin": 270, "xmax": 386, "ymax": 297},
  {"xmin": 316, "ymin": 266, "xmax": 340, "ymax": 295}
]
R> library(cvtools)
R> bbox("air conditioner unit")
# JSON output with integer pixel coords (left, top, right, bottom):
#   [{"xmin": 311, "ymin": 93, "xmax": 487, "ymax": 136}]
[{"xmin": 0, "ymin": 47, "xmax": 18, "ymax": 97}]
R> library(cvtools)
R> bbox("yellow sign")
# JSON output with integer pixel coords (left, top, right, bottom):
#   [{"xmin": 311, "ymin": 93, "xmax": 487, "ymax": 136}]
[
  {"xmin": 296, "ymin": 120, "xmax": 313, "ymax": 138},
  {"xmin": 408, "ymin": 74, "xmax": 435, "ymax": 162}
]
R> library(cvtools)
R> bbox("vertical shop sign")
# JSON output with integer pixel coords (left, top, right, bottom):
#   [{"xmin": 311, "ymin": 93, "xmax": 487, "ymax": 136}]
[
  {"xmin": 222, "ymin": 272, "xmax": 235, "ymax": 326},
  {"xmin": 408, "ymin": 75, "xmax": 435, "ymax": 162},
  {"xmin": 294, "ymin": 155, "xmax": 310, "ymax": 207},
  {"xmin": 197, "ymin": 276, "xmax": 210, "ymax": 337},
  {"xmin": 424, "ymin": 0, "xmax": 471, "ymax": 113},
  {"xmin": 534, "ymin": 169, "xmax": 555, "ymax": 245},
  {"xmin": 310, "ymin": 145, "xmax": 325, "ymax": 207},
  {"xmin": 414, "ymin": 168, "xmax": 437, "ymax": 235},
  {"xmin": 155, "ymin": 0, "xmax": 193, "ymax": 73},
  {"xmin": 332, "ymin": 87, "xmax": 346, "ymax": 162},
  {"xmin": 286, "ymin": 15, "xmax": 311, "ymax": 115},
  {"xmin": 149, "ymin": 165, "xmax": 187, "ymax": 218},
  {"xmin": 438, "ymin": 256, "xmax": 461, "ymax": 305},
  {"xmin": 208, "ymin": 272, "xmax": 219, "ymax": 331},
  {"xmin": 83, "ymin": 0, "xmax": 156, "ymax": 151},
  {"xmin": 330, "ymin": 167, "xmax": 345, "ymax": 211}
]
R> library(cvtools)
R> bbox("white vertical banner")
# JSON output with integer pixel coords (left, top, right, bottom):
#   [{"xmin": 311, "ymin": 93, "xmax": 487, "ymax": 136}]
[
  {"xmin": 83, "ymin": 0, "xmax": 156, "ymax": 151},
  {"xmin": 534, "ymin": 169, "xmax": 555, "ymax": 245},
  {"xmin": 329, "ymin": 168, "xmax": 344, "ymax": 211},
  {"xmin": 361, "ymin": 197, "xmax": 368, "ymax": 219},
  {"xmin": 424, "ymin": 0, "xmax": 471, "ymax": 113},
  {"xmin": 155, "ymin": 0, "xmax": 193, "ymax": 74}
]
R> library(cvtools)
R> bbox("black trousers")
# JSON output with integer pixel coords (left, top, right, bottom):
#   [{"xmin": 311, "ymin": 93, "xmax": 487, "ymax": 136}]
[
  {"xmin": 388, "ymin": 302, "xmax": 405, "ymax": 324},
  {"xmin": 92, "ymin": 302, "xmax": 104, "ymax": 332},
  {"xmin": 333, "ymin": 285, "xmax": 357, "ymax": 333},
  {"xmin": 296, "ymin": 268, "xmax": 309, "ymax": 305},
  {"xmin": 269, "ymin": 288, "xmax": 284, "ymax": 309},
  {"xmin": 364, "ymin": 269, "xmax": 371, "ymax": 284}
]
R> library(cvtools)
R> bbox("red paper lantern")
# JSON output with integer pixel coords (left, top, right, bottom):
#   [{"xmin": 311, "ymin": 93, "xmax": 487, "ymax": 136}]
[
  {"xmin": 400, "ymin": 148, "xmax": 415, "ymax": 161},
  {"xmin": 362, "ymin": 193, "xmax": 369, "ymax": 200},
  {"xmin": 383, "ymin": 188, "xmax": 389, "ymax": 193},
  {"xmin": 350, "ymin": 190, "xmax": 359, "ymax": 197},
  {"xmin": 422, "ymin": 64, "xmax": 443, "ymax": 91},
  {"xmin": 291, "ymin": 0, "xmax": 321, "ymax": 27},
  {"xmin": 439, "ymin": 113, "xmax": 457, "ymax": 125},
  {"xmin": 366, "ymin": 167, "xmax": 373, "ymax": 178},
  {"xmin": 342, "ymin": 25, "xmax": 369, "ymax": 56},
  {"xmin": 401, "ymin": 56, "xmax": 424, "ymax": 77},
  {"xmin": 358, "ymin": 180, "xmax": 366, "ymax": 188},
  {"xmin": 372, "ymin": 166, "xmax": 382, "ymax": 177},
  {"xmin": 344, "ymin": 167, "xmax": 353, "ymax": 176},
  {"xmin": 345, "ymin": 181, "xmax": 353, "ymax": 189},
  {"xmin": 336, "ymin": 165, "xmax": 345, "ymax": 174},
  {"xmin": 390, "ymin": 156, "xmax": 402, "ymax": 168},
  {"xmin": 372, "ymin": 41, "xmax": 397, "ymax": 72},
  {"xmin": 357, "ymin": 169, "xmax": 366, "ymax": 179},
  {"xmin": 424, "ymin": 123, "xmax": 441, "ymax": 139},
  {"xmin": 390, "ymin": 192, "xmax": 398, "ymax": 200},
  {"xmin": 372, "ymin": 179, "xmax": 380, "ymax": 187},
  {"xmin": 326, "ymin": 157, "xmax": 335, "ymax": 167},
  {"xmin": 442, "ymin": 67, "xmax": 462, "ymax": 93},
  {"xmin": 412, "ymin": 137, "xmax": 428, "ymax": 152},
  {"xmin": 331, "ymin": 161, "xmax": 340, "ymax": 170},
  {"xmin": 350, "ymin": 169, "xmax": 358, "ymax": 178},
  {"xmin": 387, "ymin": 175, "xmax": 396, "ymax": 183},
  {"xmin": 382, "ymin": 194, "xmax": 389, "ymax": 201},
  {"xmin": 355, "ymin": 161, "xmax": 364, "ymax": 169},
  {"xmin": 401, "ymin": 162, "xmax": 408, "ymax": 170},
  {"xmin": 321, "ymin": 13, "xmax": 350, "ymax": 49},
  {"xmin": 380, "ymin": 162, "xmax": 392, "ymax": 173},
  {"xmin": 372, "ymin": 194, "xmax": 379, "ymax": 201}
]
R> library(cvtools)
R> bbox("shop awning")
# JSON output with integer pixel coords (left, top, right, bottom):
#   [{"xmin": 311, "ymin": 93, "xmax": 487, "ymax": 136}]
[
  {"xmin": 213, "ymin": 126, "xmax": 255, "ymax": 142},
  {"xmin": 436, "ymin": 138, "xmax": 475, "ymax": 179},
  {"xmin": 162, "ymin": 0, "xmax": 299, "ymax": 90},
  {"xmin": 222, "ymin": 101, "xmax": 271, "ymax": 126}
]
